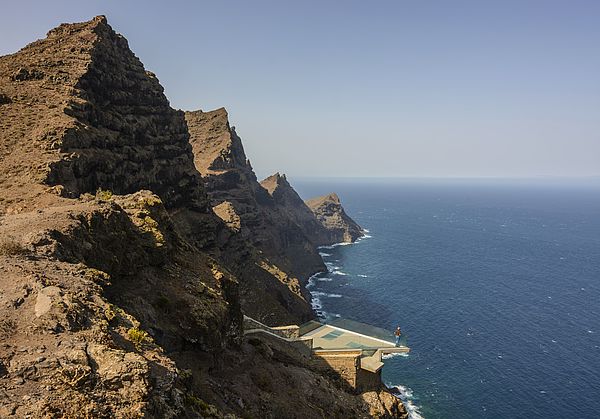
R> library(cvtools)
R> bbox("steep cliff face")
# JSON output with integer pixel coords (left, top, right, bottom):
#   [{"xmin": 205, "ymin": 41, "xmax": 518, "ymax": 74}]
[
  {"xmin": 185, "ymin": 109, "xmax": 326, "ymax": 299},
  {"xmin": 260, "ymin": 172, "xmax": 332, "ymax": 246},
  {"xmin": 185, "ymin": 108, "xmax": 273, "ymax": 240},
  {"xmin": 0, "ymin": 16, "xmax": 401, "ymax": 418},
  {"xmin": 306, "ymin": 193, "xmax": 365, "ymax": 243}
]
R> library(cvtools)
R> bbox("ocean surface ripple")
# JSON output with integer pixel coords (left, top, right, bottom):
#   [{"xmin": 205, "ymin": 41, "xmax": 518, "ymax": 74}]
[{"xmin": 297, "ymin": 179, "xmax": 600, "ymax": 419}]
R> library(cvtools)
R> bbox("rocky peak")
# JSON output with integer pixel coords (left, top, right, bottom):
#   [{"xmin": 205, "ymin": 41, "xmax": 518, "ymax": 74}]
[
  {"xmin": 186, "ymin": 109, "xmax": 324, "ymax": 279},
  {"xmin": 260, "ymin": 173, "xmax": 335, "ymax": 247},
  {"xmin": 0, "ymin": 15, "xmax": 207, "ymax": 211},
  {"xmin": 323, "ymin": 192, "xmax": 341, "ymax": 204},
  {"xmin": 260, "ymin": 172, "xmax": 290, "ymax": 196},
  {"xmin": 306, "ymin": 193, "xmax": 364, "ymax": 243},
  {"xmin": 185, "ymin": 108, "xmax": 250, "ymax": 173}
]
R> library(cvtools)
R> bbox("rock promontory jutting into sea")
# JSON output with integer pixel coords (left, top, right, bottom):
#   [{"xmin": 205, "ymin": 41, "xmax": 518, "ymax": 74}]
[{"xmin": 0, "ymin": 16, "xmax": 408, "ymax": 418}]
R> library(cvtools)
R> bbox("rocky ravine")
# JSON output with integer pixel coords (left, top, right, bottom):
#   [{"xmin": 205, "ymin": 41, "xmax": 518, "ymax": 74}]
[{"xmin": 0, "ymin": 16, "xmax": 405, "ymax": 418}]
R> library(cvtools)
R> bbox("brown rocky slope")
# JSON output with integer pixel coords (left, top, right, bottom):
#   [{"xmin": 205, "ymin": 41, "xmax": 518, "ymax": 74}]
[{"xmin": 0, "ymin": 16, "xmax": 405, "ymax": 418}]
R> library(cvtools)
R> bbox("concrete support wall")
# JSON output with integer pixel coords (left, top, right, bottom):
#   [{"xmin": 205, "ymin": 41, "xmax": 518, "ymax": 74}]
[
  {"xmin": 271, "ymin": 325, "xmax": 300, "ymax": 338},
  {"xmin": 312, "ymin": 350, "xmax": 361, "ymax": 389}
]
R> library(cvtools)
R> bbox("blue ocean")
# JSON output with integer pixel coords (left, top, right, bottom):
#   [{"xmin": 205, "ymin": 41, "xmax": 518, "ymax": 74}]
[{"xmin": 294, "ymin": 178, "xmax": 600, "ymax": 419}]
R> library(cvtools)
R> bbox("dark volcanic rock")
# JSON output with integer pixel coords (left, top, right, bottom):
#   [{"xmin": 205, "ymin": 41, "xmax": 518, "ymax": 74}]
[
  {"xmin": 185, "ymin": 108, "xmax": 326, "ymax": 281},
  {"xmin": 260, "ymin": 172, "xmax": 332, "ymax": 246},
  {"xmin": 306, "ymin": 193, "xmax": 364, "ymax": 243}
]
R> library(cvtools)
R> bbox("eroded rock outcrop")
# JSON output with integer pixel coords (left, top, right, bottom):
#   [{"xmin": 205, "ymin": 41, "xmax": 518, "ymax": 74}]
[
  {"xmin": 185, "ymin": 108, "xmax": 329, "ymax": 271},
  {"xmin": 185, "ymin": 108, "xmax": 325, "ymax": 320},
  {"xmin": 306, "ymin": 193, "xmax": 365, "ymax": 243}
]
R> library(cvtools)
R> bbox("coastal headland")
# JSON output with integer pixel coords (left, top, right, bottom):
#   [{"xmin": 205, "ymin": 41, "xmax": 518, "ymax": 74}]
[{"xmin": 0, "ymin": 16, "xmax": 408, "ymax": 418}]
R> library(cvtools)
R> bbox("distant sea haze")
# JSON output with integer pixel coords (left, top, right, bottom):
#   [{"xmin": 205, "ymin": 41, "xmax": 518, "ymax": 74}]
[{"xmin": 296, "ymin": 178, "xmax": 600, "ymax": 419}]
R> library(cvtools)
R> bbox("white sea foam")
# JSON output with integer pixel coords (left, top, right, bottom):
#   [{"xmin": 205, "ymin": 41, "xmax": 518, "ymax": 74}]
[
  {"xmin": 306, "ymin": 272, "xmax": 323, "ymax": 289},
  {"xmin": 388, "ymin": 384, "xmax": 425, "ymax": 419},
  {"xmin": 316, "ymin": 277, "xmax": 333, "ymax": 282},
  {"xmin": 357, "ymin": 274, "xmax": 368, "ymax": 278},
  {"xmin": 355, "ymin": 233, "xmax": 373, "ymax": 243},
  {"xmin": 382, "ymin": 352, "xmax": 409, "ymax": 359},
  {"xmin": 325, "ymin": 262, "xmax": 340, "ymax": 271},
  {"xmin": 310, "ymin": 292, "xmax": 328, "ymax": 319},
  {"xmin": 311, "ymin": 291, "xmax": 342, "ymax": 298},
  {"xmin": 332, "ymin": 270, "xmax": 348, "ymax": 276},
  {"xmin": 310, "ymin": 297, "xmax": 322, "ymax": 310},
  {"xmin": 319, "ymin": 252, "xmax": 332, "ymax": 257},
  {"xmin": 318, "ymin": 242, "xmax": 354, "ymax": 250}
]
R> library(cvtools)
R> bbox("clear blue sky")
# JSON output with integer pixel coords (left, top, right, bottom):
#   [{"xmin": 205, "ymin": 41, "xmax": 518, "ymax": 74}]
[{"xmin": 2, "ymin": 1, "xmax": 599, "ymax": 179}]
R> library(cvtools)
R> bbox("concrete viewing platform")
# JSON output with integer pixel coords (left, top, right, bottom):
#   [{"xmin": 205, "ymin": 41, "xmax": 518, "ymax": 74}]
[{"xmin": 243, "ymin": 315, "xmax": 410, "ymax": 390}]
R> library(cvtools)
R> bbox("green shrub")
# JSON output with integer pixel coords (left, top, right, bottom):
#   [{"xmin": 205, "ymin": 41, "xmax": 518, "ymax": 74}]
[
  {"xmin": 184, "ymin": 394, "xmax": 221, "ymax": 417},
  {"xmin": 179, "ymin": 368, "xmax": 193, "ymax": 382},
  {"xmin": 127, "ymin": 327, "xmax": 149, "ymax": 350},
  {"xmin": 95, "ymin": 188, "xmax": 113, "ymax": 201},
  {"xmin": 84, "ymin": 268, "xmax": 111, "ymax": 285}
]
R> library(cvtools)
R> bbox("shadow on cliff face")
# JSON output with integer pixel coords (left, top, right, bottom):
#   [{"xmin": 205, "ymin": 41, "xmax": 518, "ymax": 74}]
[
  {"xmin": 171, "ymin": 207, "xmax": 317, "ymax": 326},
  {"xmin": 44, "ymin": 191, "xmax": 243, "ymax": 355},
  {"xmin": 178, "ymin": 332, "xmax": 409, "ymax": 419},
  {"xmin": 0, "ymin": 189, "xmax": 403, "ymax": 417}
]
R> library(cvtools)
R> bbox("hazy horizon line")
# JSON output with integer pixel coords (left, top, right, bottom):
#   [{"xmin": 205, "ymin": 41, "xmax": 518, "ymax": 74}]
[{"xmin": 284, "ymin": 174, "xmax": 600, "ymax": 180}]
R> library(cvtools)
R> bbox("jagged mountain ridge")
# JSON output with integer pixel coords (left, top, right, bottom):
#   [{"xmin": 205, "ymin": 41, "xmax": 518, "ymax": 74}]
[
  {"xmin": 185, "ymin": 108, "xmax": 328, "ymax": 281},
  {"xmin": 0, "ymin": 16, "xmax": 404, "ymax": 418},
  {"xmin": 260, "ymin": 172, "xmax": 333, "ymax": 246}
]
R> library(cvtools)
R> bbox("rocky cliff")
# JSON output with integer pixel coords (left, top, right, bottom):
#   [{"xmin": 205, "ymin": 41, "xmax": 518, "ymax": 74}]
[
  {"xmin": 185, "ymin": 109, "xmax": 326, "ymax": 284},
  {"xmin": 306, "ymin": 193, "xmax": 365, "ymax": 243},
  {"xmin": 260, "ymin": 172, "xmax": 333, "ymax": 246},
  {"xmin": 0, "ymin": 16, "xmax": 403, "ymax": 418},
  {"xmin": 0, "ymin": 16, "xmax": 206, "ymax": 212}
]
